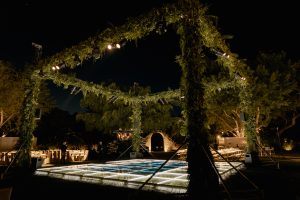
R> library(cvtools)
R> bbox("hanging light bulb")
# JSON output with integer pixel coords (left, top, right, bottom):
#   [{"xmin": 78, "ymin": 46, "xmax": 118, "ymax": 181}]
[
  {"xmin": 116, "ymin": 43, "xmax": 121, "ymax": 49},
  {"xmin": 107, "ymin": 44, "xmax": 113, "ymax": 50}
]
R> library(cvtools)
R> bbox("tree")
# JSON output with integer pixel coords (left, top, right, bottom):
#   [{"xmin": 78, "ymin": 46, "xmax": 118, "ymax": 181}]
[
  {"xmin": 0, "ymin": 61, "xmax": 56, "ymax": 137},
  {"xmin": 34, "ymin": 108, "xmax": 85, "ymax": 149},
  {"xmin": 76, "ymin": 82, "xmax": 180, "ymax": 140},
  {"xmin": 76, "ymin": 83, "xmax": 133, "ymax": 134},
  {"xmin": 204, "ymin": 62, "xmax": 245, "ymax": 137},
  {"xmin": 0, "ymin": 61, "xmax": 25, "ymax": 136},
  {"xmin": 141, "ymin": 102, "xmax": 179, "ymax": 134},
  {"xmin": 205, "ymin": 51, "xmax": 300, "ymax": 154},
  {"xmin": 251, "ymin": 51, "xmax": 300, "ymax": 146}
]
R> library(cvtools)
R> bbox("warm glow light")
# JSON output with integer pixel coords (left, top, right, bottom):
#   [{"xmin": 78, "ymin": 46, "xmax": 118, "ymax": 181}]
[
  {"xmin": 116, "ymin": 44, "xmax": 121, "ymax": 48},
  {"xmin": 117, "ymin": 132, "xmax": 132, "ymax": 141},
  {"xmin": 107, "ymin": 44, "xmax": 112, "ymax": 50},
  {"xmin": 52, "ymin": 66, "xmax": 60, "ymax": 71}
]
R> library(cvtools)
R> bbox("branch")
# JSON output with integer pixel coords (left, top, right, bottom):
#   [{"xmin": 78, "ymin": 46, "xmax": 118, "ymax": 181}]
[
  {"xmin": 211, "ymin": 112, "xmax": 236, "ymax": 134},
  {"xmin": 0, "ymin": 110, "xmax": 3, "ymax": 125},
  {"xmin": 255, "ymin": 106, "xmax": 260, "ymax": 133},
  {"xmin": 279, "ymin": 113, "xmax": 300, "ymax": 136},
  {"xmin": 0, "ymin": 113, "xmax": 16, "ymax": 128}
]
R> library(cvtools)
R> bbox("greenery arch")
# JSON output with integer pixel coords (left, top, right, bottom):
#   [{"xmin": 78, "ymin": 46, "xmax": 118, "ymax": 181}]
[{"xmin": 18, "ymin": 0, "xmax": 257, "ymax": 198}]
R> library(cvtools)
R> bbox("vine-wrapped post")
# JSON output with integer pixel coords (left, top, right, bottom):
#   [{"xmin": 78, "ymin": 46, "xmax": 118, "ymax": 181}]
[
  {"xmin": 177, "ymin": 0, "xmax": 219, "ymax": 199},
  {"xmin": 244, "ymin": 114, "xmax": 258, "ymax": 153},
  {"xmin": 130, "ymin": 101, "xmax": 142, "ymax": 153},
  {"xmin": 16, "ymin": 73, "xmax": 41, "ymax": 168},
  {"xmin": 239, "ymin": 78, "xmax": 259, "ymax": 162}
]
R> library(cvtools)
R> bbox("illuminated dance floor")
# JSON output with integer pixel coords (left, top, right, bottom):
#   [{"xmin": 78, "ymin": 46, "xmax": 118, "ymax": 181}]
[{"xmin": 34, "ymin": 159, "xmax": 245, "ymax": 193}]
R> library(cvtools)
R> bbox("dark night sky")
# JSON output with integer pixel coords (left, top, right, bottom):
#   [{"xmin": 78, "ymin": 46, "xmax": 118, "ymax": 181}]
[{"xmin": 1, "ymin": 0, "xmax": 300, "ymax": 115}]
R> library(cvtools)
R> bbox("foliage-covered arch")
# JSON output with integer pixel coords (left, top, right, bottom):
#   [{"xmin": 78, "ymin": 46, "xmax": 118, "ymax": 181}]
[{"xmin": 18, "ymin": 0, "xmax": 256, "ymax": 198}]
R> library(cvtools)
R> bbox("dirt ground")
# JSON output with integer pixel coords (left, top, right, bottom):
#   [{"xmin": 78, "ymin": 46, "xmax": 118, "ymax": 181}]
[{"xmin": 222, "ymin": 153, "xmax": 300, "ymax": 200}]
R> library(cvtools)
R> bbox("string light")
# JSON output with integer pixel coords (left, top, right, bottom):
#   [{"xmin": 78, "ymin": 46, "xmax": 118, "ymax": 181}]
[
  {"xmin": 107, "ymin": 44, "xmax": 113, "ymax": 50},
  {"xmin": 51, "ymin": 65, "xmax": 60, "ymax": 71},
  {"xmin": 107, "ymin": 43, "xmax": 122, "ymax": 50}
]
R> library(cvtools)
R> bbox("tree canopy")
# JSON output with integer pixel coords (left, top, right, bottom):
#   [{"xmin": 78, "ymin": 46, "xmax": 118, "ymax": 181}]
[
  {"xmin": 0, "ymin": 61, "xmax": 56, "ymax": 136},
  {"xmin": 0, "ymin": 61, "xmax": 25, "ymax": 135},
  {"xmin": 204, "ymin": 51, "xmax": 300, "ymax": 148},
  {"xmin": 76, "ymin": 83, "xmax": 181, "ymax": 137}
]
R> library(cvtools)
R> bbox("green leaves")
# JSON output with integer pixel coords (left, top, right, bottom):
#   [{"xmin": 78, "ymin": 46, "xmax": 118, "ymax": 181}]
[{"xmin": 0, "ymin": 61, "xmax": 25, "ymax": 134}]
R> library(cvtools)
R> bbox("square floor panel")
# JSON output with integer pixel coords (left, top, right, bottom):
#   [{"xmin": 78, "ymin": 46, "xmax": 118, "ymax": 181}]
[{"xmin": 35, "ymin": 159, "xmax": 244, "ymax": 194}]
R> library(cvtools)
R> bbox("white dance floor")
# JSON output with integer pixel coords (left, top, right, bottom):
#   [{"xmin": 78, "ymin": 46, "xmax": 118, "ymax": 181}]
[{"xmin": 34, "ymin": 159, "xmax": 244, "ymax": 193}]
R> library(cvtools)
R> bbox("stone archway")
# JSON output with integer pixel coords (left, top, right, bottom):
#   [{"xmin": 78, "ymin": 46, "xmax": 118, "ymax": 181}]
[
  {"xmin": 145, "ymin": 132, "xmax": 179, "ymax": 152},
  {"xmin": 151, "ymin": 133, "xmax": 164, "ymax": 152}
]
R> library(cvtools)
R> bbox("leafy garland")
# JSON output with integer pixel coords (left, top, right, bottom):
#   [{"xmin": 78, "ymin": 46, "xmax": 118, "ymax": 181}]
[
  {"xmin": 18, "ymin": 0, "xmax": 259, "ymax": 166},
  {"xmin": 39, "ymin": 71, "xmax": 181, "ymax": 153},
  {"xmin": 130, "ymin": 102, "xmax": 142, "ymax": 152},
  {"xmin": 16, "ymin": 74, "xmax": 41, "ymax": 168},
  {"xmin": 38, "ymin": 72, "xmax": 181, "ymax": 104},
  {"xmin": 35, "ymin": 3, "xmax": 183, "ymax": 74}
]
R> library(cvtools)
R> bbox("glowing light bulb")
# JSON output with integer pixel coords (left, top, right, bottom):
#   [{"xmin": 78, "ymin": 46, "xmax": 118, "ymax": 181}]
[
  {"xmin": 52, "ymin": 66, "xmax": 56, "ymax": 71},
  {"xmin": 116, "ymin": 44, "xmax": 121, "ymax": 48},
  {"xmin": 107, "ymin": 44, "xmax": 112, "ymax": 50}
]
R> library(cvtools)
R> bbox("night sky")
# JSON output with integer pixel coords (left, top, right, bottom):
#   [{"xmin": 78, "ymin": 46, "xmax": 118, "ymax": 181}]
[{"xmin": 1, "ymin": 0, "xmax": 300, "ymax": 114}]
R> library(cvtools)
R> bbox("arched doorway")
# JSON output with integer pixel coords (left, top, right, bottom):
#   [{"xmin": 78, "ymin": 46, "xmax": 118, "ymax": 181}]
[{"xmin": 151, "ymin": 133, "xmax": 164, "ymax": 151}]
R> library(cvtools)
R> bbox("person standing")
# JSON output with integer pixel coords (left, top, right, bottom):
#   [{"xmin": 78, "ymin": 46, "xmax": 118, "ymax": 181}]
[
  {"xmin": 97, "ymin": 141, "xmax": 104, "ymax": 161},
  {"xmin": 60, "ymin": 141, "xmax": 67, "ymax": 164}
]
